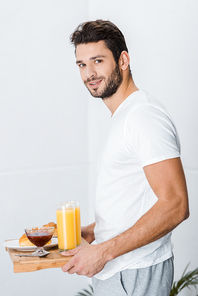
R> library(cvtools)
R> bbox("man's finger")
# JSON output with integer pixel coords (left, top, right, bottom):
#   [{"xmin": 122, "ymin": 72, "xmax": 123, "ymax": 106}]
[
  {"xmin": 67, "ymin": 266, "xmax": 76, "ymax": 274},
  {"xmin": 61, "ymin": 258, "xmax": 75, "ymax": 272},
  {"xmin": 61, "ymin": 246, "xmax": 80, "ymax": 256},
  {"xmin": 61, "ymin": 263, "xmax": 74, "ymax": 272}
]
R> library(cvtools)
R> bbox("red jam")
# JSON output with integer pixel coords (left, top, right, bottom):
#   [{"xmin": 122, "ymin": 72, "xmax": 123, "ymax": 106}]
[{"xmin": 26, "ymin": 232, "xmax": 52, "ymax": 247}]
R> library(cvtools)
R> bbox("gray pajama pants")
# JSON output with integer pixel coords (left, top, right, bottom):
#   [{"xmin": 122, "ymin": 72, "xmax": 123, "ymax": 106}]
[{"xmin": 92, "ymin": 256, "xmax": 174, "ymax": 296}]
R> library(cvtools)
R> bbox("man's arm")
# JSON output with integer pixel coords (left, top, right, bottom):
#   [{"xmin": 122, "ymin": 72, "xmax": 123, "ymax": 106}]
[
  {"xmin": 102, "ymin": 157, "xmax": 189, "ymax": 257},
  {"xmin": 81, "ymin": 222, "xmax": 95, "ymax": 244},
  {"xmin": 61, "ymin": 157, "xmax": 189, "ymax": 277}
]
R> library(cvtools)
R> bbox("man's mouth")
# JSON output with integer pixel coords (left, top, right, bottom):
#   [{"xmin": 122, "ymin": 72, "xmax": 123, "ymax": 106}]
[{"xmin": 87, "ymin": 79, "xmax": 102, "ymax": 89}]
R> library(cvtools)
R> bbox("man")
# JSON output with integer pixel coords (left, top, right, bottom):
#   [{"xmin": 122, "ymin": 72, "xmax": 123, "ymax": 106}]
[{"xmin": 61, "ymin": 20, "xmax": 189, "ymax": 296}]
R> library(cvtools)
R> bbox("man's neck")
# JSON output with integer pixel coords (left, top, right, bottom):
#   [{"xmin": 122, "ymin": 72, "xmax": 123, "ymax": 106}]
[{"xmin": 103, "ymin": 77, "xmax": 139, "ymax": 115}]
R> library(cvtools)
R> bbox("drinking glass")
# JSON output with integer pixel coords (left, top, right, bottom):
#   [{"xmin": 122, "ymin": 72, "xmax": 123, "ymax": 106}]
[
  {"xmin": 69, "ymin": 201, "xmax": 81, "ymax": 246},
  {"xmin": 56, "ymin": 202, "xmax": 76, "ymax": 252}
]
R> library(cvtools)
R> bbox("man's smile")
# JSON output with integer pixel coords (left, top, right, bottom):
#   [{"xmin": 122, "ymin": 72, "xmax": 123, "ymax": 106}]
[{"xmin": 88, "ymin": 79, "xmax": 103, "ymax": 89}]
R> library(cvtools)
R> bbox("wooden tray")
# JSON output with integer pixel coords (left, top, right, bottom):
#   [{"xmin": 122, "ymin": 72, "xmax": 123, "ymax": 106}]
[{"xmin": 5, "ymin": 238, "xmax": 88, "ymax": 273}]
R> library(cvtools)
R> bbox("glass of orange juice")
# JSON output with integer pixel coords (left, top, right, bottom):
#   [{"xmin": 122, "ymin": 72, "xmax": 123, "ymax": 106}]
[
  {"xmin": 70, "ymin": 201, "xmax": 81, "ymax": 246},
  {"xmin": 56, "ymin": 202, "xmax": 76, "ymax": 252}
]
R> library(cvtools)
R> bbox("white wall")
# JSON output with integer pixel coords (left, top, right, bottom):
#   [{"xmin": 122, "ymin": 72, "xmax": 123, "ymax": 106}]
[
  {"xmin": 1, "ymin": 1, "xmax": 198, "ymax": 296},
  {"xmin": 0, "ymin": 1, "xmax": 91, "ymax": 295}
]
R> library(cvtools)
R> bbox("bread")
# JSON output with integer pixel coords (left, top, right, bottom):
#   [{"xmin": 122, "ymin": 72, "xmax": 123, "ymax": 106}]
[
  {"xmin": 19, "ymin": 233, "xmax": 35, "ymax": 246},
  {"xmin": 42, "ymin": 222, "xmax": 58, "ymax": 237}
]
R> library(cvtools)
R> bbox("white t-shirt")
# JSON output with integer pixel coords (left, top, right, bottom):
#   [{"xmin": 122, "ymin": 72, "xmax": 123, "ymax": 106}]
[{"xmin": 94, "ymin": 90, "xmax": 180, "ymax": 280}]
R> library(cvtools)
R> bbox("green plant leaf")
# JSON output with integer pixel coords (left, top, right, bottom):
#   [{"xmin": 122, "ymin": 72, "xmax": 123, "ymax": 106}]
[
  {"xmin": 75, "ymin": 284, "xmax": 94, "ymax": 296},
  {"xmin": 169, "ymin": 263, "xmax": 198, "ymax": 295},
  {"xmin": 82, "ymin": 289, "xmax": 92, "ymax": 295}
]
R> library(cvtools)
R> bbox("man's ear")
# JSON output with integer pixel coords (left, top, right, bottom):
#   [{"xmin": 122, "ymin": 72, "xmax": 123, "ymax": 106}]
[{"xmin": 120, "ymin": 51, "xmax": 130, "ymax": 71}]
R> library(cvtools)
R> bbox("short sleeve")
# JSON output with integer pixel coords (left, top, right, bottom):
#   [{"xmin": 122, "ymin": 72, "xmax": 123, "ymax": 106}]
[{"xmin": 124, "ymin": 104, "xmax": 181, "ymax": 167}]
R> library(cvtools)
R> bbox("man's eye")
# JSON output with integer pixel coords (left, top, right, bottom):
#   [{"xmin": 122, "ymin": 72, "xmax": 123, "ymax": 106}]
[
  {"xmin": 79, "ymin": 63, "xmax": 85, "ymax": 68},
  {"xmin": 95, "ymin": 59, "xmax": 102, "ymax": 64}
]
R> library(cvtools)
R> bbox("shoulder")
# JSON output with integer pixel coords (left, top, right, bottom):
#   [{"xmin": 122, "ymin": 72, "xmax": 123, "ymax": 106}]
[
  {"xmin": 123, "ymin": 91, "xmax": 180, "ymax": 155},
  {"xmin": 124, "ymin": 91, "xmax": 173, "ymax": 132}
]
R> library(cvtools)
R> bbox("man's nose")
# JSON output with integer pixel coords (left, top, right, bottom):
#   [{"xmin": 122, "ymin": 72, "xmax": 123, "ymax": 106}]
[{"xmin": 85, "ymin": 65, "xmax": 97, "ymax": 80}]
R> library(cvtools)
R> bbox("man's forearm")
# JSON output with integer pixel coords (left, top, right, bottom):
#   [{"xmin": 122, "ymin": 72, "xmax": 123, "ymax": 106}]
[{"xmin": 100, "ymin": 195, "xmax": 189, "ymax": 263}]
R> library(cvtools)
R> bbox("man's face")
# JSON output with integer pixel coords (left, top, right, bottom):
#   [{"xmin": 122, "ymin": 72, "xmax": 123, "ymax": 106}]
[{"xmin": 75, "ymin": 41, "xmax": 123, "ymax": 99}]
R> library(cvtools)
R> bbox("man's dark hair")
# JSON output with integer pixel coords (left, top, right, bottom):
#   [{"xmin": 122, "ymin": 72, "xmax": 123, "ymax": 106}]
[{"xmin": 70, "ymin": 19, "xmax": 129, "ymax": 65}]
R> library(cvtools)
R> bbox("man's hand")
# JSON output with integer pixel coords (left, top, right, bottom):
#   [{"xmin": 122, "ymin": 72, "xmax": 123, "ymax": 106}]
[
  {"xmin": 61, "ymin": 243, "xmax": 109, "ymax": 277},
  {"xmin": 81, "ymin": 222, "xmax": 96, "ymax": 244}
]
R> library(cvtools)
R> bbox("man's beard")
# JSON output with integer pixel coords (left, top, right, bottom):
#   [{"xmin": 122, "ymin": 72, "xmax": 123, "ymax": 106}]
[{"xmin": 84, "ymin": 63, "xmax": 123, "ymax": 99}]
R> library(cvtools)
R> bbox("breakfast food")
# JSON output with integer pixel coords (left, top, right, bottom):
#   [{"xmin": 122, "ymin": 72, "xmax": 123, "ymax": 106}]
[
  {"xmin": 19, "ymin": 223, "xmax": 57, "ymax": 246},
  {"xmin": 19, "ymin": 231, "xmax": 52, "ymax": 246},
  {"xmin": 19, "ymin": 231, "xmax": 52, "ymax": 247},
  {"xmin": 42, "ymin": 222, "xmax": 58, "ymax": 237},
  {"xmin": 19, "ymin": 233, "xmax": 35, "ymax": 246}
]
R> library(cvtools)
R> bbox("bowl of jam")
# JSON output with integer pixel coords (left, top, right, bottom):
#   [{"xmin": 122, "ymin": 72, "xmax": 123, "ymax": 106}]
[{"xmin": 25, "ymin": 226, "xmax": 54, "ymax": 256}]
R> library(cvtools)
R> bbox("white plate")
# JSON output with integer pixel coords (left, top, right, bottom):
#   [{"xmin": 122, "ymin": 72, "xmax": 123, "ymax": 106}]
[{"xmin": 4, "ymin": 238, "xmax": 58, "ymax": 252}]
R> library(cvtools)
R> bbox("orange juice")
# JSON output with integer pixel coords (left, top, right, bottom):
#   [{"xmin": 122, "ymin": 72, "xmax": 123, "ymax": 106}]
[
  {"xmin": 56, "ymin": 204, "xmax": 76, "ymax": 251},
  {"xmin": 70, "ymin": 201, "xmax": 81, "ymax": 246},
  {"xmin": 75, "ymin": 206, "xmax": 81, "ymax": 246}
]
